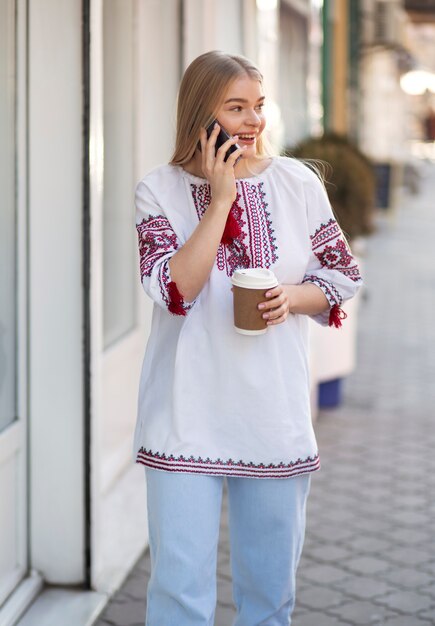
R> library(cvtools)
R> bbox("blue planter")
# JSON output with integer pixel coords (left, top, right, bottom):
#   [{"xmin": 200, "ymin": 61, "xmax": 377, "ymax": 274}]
[{"xmin": 318, "ymin": 378, "xmax": 342, "ymax": 408}]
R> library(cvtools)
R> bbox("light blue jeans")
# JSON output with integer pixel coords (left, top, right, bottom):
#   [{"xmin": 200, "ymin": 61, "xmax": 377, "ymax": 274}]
[{"xmin": 145, "ymin": 468, "xmax": 311, "ymax": 626}]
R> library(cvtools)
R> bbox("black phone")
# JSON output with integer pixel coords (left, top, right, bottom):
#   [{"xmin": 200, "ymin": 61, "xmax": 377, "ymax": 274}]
[{"xmin": 205, "ymin": 119, "xmax": 242, "ymax": 163}]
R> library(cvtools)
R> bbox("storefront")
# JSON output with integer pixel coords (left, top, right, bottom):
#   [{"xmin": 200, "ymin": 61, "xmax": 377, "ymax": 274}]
[{"xmin": 0, "ymin": 1, "xmax": 268, "ymax": 624}]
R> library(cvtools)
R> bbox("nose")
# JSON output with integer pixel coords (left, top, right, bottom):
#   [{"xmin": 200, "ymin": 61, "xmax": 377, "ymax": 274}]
[{"xmin": 245, "ymin": 109, "xmax": 261, "ymax": 127}]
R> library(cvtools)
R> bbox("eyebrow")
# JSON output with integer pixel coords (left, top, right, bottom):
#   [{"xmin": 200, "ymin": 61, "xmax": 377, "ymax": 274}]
[{"xmin": 224, "ymin": 96, "xmax": 266, "ymax": 104}]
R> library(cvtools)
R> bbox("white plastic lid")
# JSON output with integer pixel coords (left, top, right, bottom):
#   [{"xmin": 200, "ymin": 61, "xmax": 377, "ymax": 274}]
[{"xmin": 231, "ymin": 268, "xmax": 278, "ymax": 289}]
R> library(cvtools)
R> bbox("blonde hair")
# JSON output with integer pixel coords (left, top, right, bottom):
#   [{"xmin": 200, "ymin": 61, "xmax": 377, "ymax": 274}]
[{"xmin": 170, "ymin": 50, "xmax": 273, "ymax": 165}]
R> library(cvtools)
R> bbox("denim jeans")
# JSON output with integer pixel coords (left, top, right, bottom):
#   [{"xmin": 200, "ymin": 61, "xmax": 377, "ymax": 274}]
[{"xmin": 145, "ymin": 467, "xmax": 311, "ymax": 626}]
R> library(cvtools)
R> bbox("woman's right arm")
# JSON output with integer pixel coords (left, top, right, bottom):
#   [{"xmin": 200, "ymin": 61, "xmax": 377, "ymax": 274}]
[{"xmin": 169, "ymin": 125, "xmax": 245, "ymax": 303}]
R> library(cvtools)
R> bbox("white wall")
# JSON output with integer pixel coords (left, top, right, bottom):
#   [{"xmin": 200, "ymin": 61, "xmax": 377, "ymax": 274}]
[
  {"xmin": 90, "ymin": 0, "xmax": 184, "ymax": 594},
  {"xmin": 28, "ymin": 0, "xmax": 85, "ymax": 583},
  {"xmin": 183, "ymin": 0, "xmax": 245, "ymax": 66}
]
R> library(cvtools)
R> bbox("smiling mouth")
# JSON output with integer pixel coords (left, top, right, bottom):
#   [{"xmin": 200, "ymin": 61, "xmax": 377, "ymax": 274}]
[{"xmin": 237, "ymin": 134, "xmax": 257, "ymax": 143}]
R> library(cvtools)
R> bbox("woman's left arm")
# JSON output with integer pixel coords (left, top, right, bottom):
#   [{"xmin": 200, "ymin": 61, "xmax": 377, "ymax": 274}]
[
  {"xmin": 258, "ymin": 164, "xmax": 364, "ymax": 327},
  {"xmin": 258, "ymin": 283, "xmax": 329, "ymax": 326}
]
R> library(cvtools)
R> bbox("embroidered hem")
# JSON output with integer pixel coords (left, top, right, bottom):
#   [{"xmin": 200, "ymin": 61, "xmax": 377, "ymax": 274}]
[{"xmin": 136, "ymin": 447, "xmax": 320, "ymax": 479}]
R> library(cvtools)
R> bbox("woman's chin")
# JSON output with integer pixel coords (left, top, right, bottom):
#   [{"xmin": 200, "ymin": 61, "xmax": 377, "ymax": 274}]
[{"xmin": 240, "ymin": 145, "xmax": 257, "ymax": 160}]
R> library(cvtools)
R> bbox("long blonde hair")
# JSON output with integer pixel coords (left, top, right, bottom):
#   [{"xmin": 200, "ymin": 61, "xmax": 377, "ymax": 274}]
[{"xmin": 170, "ymin": 51, "xmax": 272, "ymax": 165}]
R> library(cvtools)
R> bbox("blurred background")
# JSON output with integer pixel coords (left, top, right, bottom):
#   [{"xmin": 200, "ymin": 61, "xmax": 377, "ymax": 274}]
[{"xmin": 1, "ymin": 1, "xmax": 435, "ymax": 625}]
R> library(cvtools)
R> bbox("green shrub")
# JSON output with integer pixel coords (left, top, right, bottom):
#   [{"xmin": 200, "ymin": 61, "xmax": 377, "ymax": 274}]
[{"xmin": 286, "ymin": 133, "xmax": 376, "ymax": 240}]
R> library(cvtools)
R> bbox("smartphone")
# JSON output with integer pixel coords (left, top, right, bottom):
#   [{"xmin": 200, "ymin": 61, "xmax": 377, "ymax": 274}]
[{"xmin": 205, "ymin": 119, "xmax": 242, "ymax": 163}]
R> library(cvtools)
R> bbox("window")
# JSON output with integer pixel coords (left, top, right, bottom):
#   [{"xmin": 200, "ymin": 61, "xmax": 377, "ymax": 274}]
[
  {"xmin": 102, "ymin": 0, "xmax": 137, "ymax": 347},
  {"xmin": 0, "ymin": 0, "xmax": 17, "ymax": 432}
]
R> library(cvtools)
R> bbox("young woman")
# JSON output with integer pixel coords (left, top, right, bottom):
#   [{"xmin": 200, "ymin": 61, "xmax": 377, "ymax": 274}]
[{"xmin": 134, "ymin": 51, "xmax": 362, "ymax": 625}]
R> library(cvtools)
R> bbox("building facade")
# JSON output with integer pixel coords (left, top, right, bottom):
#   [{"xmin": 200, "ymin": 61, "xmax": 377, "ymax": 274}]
[{"xmin": 0, "ymin": 1, "xmax": 324, "ymax": 624}]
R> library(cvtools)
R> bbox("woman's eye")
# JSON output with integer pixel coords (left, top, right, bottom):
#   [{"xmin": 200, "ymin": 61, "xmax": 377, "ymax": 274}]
[{"xmin": 229, "ymin": 104, "xmax": 264, "ymax": 112}]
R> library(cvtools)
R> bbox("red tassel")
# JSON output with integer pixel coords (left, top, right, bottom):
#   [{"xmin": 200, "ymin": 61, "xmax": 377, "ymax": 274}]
[
  {"xmin": 329, "ymin": 304, "xmax": 347, "ymax": 328},
  {"xmin": 167, "ymin": 281, "xmax": 187, "ymax": 316},
  {"xmin": 221, "ymin": 205, "xmax": 242, "ymax": 245}
]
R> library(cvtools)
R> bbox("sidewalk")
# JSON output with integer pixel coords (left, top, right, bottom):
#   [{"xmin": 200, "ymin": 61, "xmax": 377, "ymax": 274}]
[{"xmin": 95, "ymin": 165, "xmax": 435, "ymax": 626}]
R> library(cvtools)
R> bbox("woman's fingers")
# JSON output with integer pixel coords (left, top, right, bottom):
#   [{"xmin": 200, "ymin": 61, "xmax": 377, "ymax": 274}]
[
  {"xmin": 263, "ymin": 286, "xmax": 282, "ymax": 299},
  {"xmin": 226, "ymin": 144, "xmax": 246, "ymax": 166},
  {"xmin": 256, "ymin": 285, "xmax": 290, "ymax": 325},
  {"xmin": 202, "ymin": 124, "xmax": 244, "ymax": 176},
  {"xmin": 258, "ymin": 291, "xmax": 285, "ymax": 311},
  {"xmin": 199, "ymin": 128, "xmax": 207, "ymax": 154},
  {"xmin": 262, "ymin": 303, "xmax": 287, "ymax": 321},
  {"xmin": 215, "ymin": 135, "xmax": 240, "ymax": 163},
  {"xmin": 204, "ymin": 123, "xmax": 221, "ymax": 170},
  {"xmin": 266, "ymin": 312, "xmax": 288, "ymax": 326}
]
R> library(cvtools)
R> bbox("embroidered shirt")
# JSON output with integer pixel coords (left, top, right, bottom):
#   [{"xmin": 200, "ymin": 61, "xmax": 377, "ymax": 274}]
[{"xmin": 133, "ymin": 157, "xmax": 362, "ymax": 478}]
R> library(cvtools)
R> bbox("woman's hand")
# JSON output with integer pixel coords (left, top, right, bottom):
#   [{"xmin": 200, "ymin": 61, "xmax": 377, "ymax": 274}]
[
  {"xmin": 199, "ymin": 124, "xmax": 246, "ymax": 209},
  {"xmin": 258, "ymin": 282, "xmax": 330, "ymax": 325},
  {"xmin": 258, "ymin": 284, "xmax": 295, "ymax": 326}
]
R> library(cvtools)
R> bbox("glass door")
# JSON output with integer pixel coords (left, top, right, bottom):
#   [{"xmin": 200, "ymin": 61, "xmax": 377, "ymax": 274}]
[{"xmin": 0, "ymin": 0, "xmax": 28, "ymax": 608}]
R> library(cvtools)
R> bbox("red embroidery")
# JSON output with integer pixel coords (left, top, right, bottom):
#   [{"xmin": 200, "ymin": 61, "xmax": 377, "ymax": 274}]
[
  {"xmin": 221, "ymin": 202, "xmax": 242, "ymax": 245},
  {"xmin": 241, "ymin": 182, "xmax": 278, "ymax": 269},
  {"xmin": 167, "ymin": 281, "xmax": 186, "ymax": 316},
  {"xmin": 136, "ymin": 215, "xmax": 178, "ymax": 280},
  {"xmin": 190, "ymin": 181, "xmax": 278, "ymax": 277},
  {"xmin": 310, "ymin": 218, "xmax": 361, "ymax": 282},
  {"xmin": 315, "ymin": 238, "xmax": 353, "ymax": 269},
  {"xmin": 311, "ymin": 218, "xmax": 341, "ymax": 249},
  {"xmin": 136, "ymin": 447, "xmax": 320, "ymax": 478},
  {"xmin": 304, "ymin": 219, "xmax": 362, "ymax": 328},
  {"xmin": 137, "ymin": 215, "xmax": 191, "ymax": 316},
  {"xmin": 302, "ymin": 274, "xmax": 342, "ymax": 307},
  {"xmin": 329, "ymin": 304, "xmax": 347, "ymax": 328}
]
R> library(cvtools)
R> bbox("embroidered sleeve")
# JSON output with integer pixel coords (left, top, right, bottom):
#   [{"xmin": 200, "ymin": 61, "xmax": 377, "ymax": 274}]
[
  {"xmin": 135, "ymin": 181, "xmax": 193, "ymax": 316},
  {"xmin": 302, "ymin": 173, "xmax": 363, "ymax": 327}
]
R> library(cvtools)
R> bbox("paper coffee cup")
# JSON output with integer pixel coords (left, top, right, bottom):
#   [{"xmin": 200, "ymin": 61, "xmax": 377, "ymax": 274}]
[{"xmin": 231, "ymin": 268, "xmax": 278, "ymax": 335}]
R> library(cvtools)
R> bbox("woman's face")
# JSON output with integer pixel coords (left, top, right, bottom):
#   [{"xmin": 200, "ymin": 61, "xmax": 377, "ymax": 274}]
[{"xmin": 215, "ymin": 75, "xmax": 266, "ymax": 159}]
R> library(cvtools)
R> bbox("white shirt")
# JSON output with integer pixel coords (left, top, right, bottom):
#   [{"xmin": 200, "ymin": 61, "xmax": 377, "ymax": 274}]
[{"xmin": 133, "ymin": 156, "xmax": 362, "ymax": 478}]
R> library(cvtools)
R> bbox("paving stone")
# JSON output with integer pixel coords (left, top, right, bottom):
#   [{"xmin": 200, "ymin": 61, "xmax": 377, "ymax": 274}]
[
  {"xmin": 376, "ymin": 590, "xmax": 435, "ymax": 614},
  {"xmin": 417, "ymin": 584, "xmax": 435, "ymax": 601},
  {"xmin": 420, "ymin": 561, "xmax": 435, "ymax": 576},
  {"xmin": 388, "ymin": 509, "xmax": 430, "ymax": 527},
  {"xmin": 343, "ymin": 556, "xmax": 392, "ymax": 576},
  {"xmin": 335, "ymin": 576, "xmax": 396, "ymax": 600},
  {"xmin": 307, "ymin": 523, "xmax": 358, "ymax": 544},
  {"xmin": 101, "ymin": 600, "xmax": 146, "ymax": 626},
  {"xmin": 298, "ymin": 564, "xmax": 350, "ymax": 585},
  {"xmin": 217, "ymin": 551, "xmax": 232, "ymax": 576},
  {"xmin": 304, "ymin": 543, "xmax": 354, "ymax": 563},
  {"xmin": 342, "ymin": 535, "xmax": 392, "ymax": 554},
  {"xmin": 315, "ymin": 506, "xmax": 358, "ymax": 524},
  {"xmin": 350, "ymin": 515, "xmax": 394, "ymax": 534},
  {"xmin": 291, "ymin": 604, "xmax": 309, "ymax": 617},
  {"xmin": 214, "ymin": 602, "xmax": 236, "ymax": 625},
  {"xmin": 328, "ymin": 600, "xmax": 396, "ymax": 624},
  {"xmin": 118, "ymin": 576, "xmax": 146, "ymax": 602},
  {"xmin": 384, "ymin": 616, "xmax": 435, "ymax": 626},
  {"xmin": 381, "ymin": 567, "xmax": 434, "ymax": 589},
  {"xmin": 293, "ymin": 612, "xmax": 348, "ymax": 626},
  {"xmin": 296, "ymin": 585, "xmax": 346, "ymax": 610},
  {"xmin": 386, "ymin": 546, "xmax": 433, "ymax": 567},
  {"xmin": 416, "ymin": 608, "xmax": 435, "ymax": 622},
  {"xmin": 386, "ymin": 526, "xmax": 432, "ymax": 546},
  {"xmin": 216, "ymin": 577, "xmax": 234, "ymax": 607}
]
